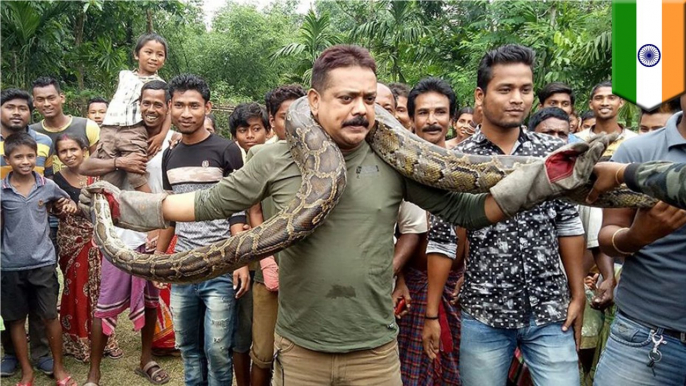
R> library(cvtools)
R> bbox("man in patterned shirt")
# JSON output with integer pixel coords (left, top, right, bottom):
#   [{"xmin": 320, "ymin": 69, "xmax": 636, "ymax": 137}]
[{"xmin": 423, "ymin": 44, "xmax": 586, "ymax": 386}]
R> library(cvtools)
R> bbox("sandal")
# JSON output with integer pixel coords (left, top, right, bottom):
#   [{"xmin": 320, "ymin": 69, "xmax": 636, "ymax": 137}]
[
  {"xmin": 15, "ymin": 377, "xmax": 33, "ymax": 386},
  {"xmin": 55, "ymin": 375, "xmax": 76, "ymax": 386},
  {"xmin": 135, "ymin": 361, "xmax": 170, "ymax": 385},
  {"xmin": 151, "ymin": 348, "xmax": 181, "ymax": 358},
  {"xmin": 104, "ymin": 347, "xmax": 124, "ymax": 360}
]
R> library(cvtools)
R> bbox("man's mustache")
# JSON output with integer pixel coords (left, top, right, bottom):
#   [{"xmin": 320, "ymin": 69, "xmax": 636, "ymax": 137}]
[{"xmin": 342, "ymin": 116, "xmax": 370, "ymax": 128}]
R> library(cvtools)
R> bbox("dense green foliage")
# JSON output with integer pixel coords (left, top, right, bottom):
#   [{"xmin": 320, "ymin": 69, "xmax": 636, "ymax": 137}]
[{"xmin": 3, "ymin": 0, "xmax": 635, "ymax": 126}]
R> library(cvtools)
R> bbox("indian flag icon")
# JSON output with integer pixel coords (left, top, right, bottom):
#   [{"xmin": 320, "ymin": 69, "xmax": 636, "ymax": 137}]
[{"xmin": 612, "ymin": 0, "xmax": 685, "ymax": 110}]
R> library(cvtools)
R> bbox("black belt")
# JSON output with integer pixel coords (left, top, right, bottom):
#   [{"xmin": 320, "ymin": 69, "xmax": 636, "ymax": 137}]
[{"xmin": 618, "ymin": 311, "xmax": 686, "ymax": 344}]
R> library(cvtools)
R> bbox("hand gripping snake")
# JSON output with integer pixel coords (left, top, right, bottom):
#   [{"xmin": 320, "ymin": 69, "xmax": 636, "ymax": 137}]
[{"xmin": 90, "ymin": 97, "xmax": 656, "ymax": 283}]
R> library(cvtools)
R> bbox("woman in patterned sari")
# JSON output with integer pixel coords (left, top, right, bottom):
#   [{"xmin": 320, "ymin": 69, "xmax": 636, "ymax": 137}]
[
  {"xmin": 151, "ymin": 236, "xmax": 178, "ymax": 357},
  {"xmin": 54, "ymin": 133, "xmax": 121, "ymax": 362}
]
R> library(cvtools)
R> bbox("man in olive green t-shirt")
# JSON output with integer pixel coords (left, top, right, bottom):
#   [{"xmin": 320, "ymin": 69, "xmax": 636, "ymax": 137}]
[{"xmin": 82, "ymin": 45, "xmax": 607, "ymax": 385}]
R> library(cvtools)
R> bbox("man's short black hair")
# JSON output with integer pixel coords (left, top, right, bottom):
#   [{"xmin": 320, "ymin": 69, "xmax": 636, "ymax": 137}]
[
  {"xmin": 537, "ymin": 82, "xmax": 575, "ymax": 106},
  {"xmin": 477, "ymin": 44, "xmax": 535, "ymax": 92},
  {"xmin": 87, "ymin": 97, "xmax": 109, "ymax": 110},
  {"xmin": 141, "ymin": 80, "xmax": 170, "ymax": 102},
  {"xmin": 528, "ymin": 107, "xmax": 570, "ymax": 132},
  {"xmin": 580, "ymin": 110, "xmax": 595, "ymax": 121},
  {"xmin": 640, "ymin": 97, "xmax": 682, "ymax": 116},
  {"xmin": 3, "ymin": 132, "xmax": 37, "ymax": 157},
  {"xmin": 31, "ymin": 76, "xmax": 61, "ymax": 93},
  {"xmin": 168, "ymin": 74, "xmax": 210, "ymax": 103},
  {"xmin": 228, "ymin": 103, "xmax": 270, "ymax": 137},
  {"xmin": 311, "ymin": 45, "xmax": 376, "ymax": 92},
  {"xmin": 389, "ymin": 83, "xmax": 411, "ymax": 100},
  {"xmin": 407, "ymin": 77, "xmax": 457, "ymax": 119},
  {"xmin": 265, "ymin": 85, "xmax": 306, "ymax": 117},
  {"xmin": 1, "ymin": 89, "xmax": 33, "ymax": 110},
  {"xmin": 590, "ymin": 81, "xmax": 613, "ymax": 99}
]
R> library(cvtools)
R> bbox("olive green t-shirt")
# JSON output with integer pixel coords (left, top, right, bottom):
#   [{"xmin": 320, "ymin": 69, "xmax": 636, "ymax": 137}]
[
  {"xmin": 195, "ymin": 141, "xmax": 490, "ymax": 352},
  {"xmin": 246, "ymin": 143, "xmax": 278, "ymax": 285}
]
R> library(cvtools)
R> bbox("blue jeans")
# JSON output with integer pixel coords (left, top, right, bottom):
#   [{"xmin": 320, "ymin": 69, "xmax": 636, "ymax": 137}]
[
  {"xmin": 460, "ymin": 312, "xmax": 579, "ymax": 386},
  {"xmin": 594, "ymin": 311, "xmax": 686, "ymax": 386},
  {"xmin": 171, "ymin": 275, "xmax": 236, "ymax": 386}
]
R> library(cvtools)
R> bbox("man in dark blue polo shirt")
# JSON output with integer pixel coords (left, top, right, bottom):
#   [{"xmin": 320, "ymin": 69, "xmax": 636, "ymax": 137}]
[{"xmin": 595, "ymin": 93, "xmax": 686, "ymax": 385}]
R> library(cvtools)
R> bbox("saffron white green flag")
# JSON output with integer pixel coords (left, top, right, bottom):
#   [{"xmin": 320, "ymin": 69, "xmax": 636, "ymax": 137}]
[{"xmin": 612, "ymin": 0, "xmax": 685, "ymax": 110}]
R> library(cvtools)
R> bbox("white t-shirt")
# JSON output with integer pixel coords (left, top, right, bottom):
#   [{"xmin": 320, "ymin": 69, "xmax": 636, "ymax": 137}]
[
  {"xmin": 393, "ymin": 200, "xmax": 428, "ymax": 245},
  {"xmin": 577, "ymin": 205, "xmax": 602, "ymax": 249},
  {"xmin": 397, "ymin": 200, "xmax": 428, "ymax": 234}
]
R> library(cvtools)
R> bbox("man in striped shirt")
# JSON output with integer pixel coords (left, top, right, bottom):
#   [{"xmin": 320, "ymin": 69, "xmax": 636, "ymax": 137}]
[{"xmin": 1, "ymin": 89, "xmax": 52, "ymax": 178}]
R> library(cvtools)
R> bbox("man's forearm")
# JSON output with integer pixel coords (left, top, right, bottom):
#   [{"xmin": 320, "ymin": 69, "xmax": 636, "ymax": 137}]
[
  {"xmin": 248, "ymin": 203, "xmax": 264, "ymax": 227},
  {"xmin": 624, "ymin": 162, "xmax": 686, "ymax": 209},
  {"xmin": 483, "ymin": 195, "xmax": 506, "ymax": 224},
  {"xmin": 161, "ymin": 114, "xmax": 171, "ymax": 137},
  {"xmin": 426, "ymin": 254, "xmax": 452, "ymax": 317},
  {"xmin": 162, "ymin": 193, "xmax": 197, "ymax": 222},
  {"xmin": 559, "ymin": 235, "xmax": 586, "ymax": 298},
  {"xmin": 404, "ymin": 179, "xmax": 492, "ymax": 230},
  {"xmin": 592, "ymin": 247, "xmax": 614, "ymax": 284},
  {"xmin": 599, "ymin": 222, "xmax": 647, "ymax": 258},
  {"xmin": 79, "ymin": 156, "xmax": 116, "ymax": 176},
  {"xmin": 393, "ymin": 233, "xmax": 422, "ymax": 275},
  {"xmin": 155, "ymin": 226, "xmax": 176, "ymax": 254}
]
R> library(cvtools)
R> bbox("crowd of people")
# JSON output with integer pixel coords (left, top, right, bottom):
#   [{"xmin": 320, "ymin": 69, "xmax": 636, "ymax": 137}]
[{"xmin": 1, "ymin": 32, "xmax": 685, "ymax": 386}]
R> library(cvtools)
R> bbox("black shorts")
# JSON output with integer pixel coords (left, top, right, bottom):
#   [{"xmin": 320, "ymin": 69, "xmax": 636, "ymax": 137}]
[{"xmin": 1, "ymin": 265, "xmax": 59, "ymax": 322}]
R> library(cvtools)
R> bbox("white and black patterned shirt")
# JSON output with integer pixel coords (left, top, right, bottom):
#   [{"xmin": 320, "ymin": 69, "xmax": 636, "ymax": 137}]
[
  {"xmin": 426, "ymin": 214, "xmax": 457, "ymax": 259},
  {"xmin": 455, "ymin": 128, "xmax": 584, "ymax": 329},
  {"xmin": 162, "ymin": 134, "xmax": 246, "ymax": 253}
]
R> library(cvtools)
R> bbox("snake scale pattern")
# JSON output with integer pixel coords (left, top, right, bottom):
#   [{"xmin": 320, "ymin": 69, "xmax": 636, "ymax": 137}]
[{"xmin": 91, "ymin": 98, "xmax": 656, "ymax": 283}]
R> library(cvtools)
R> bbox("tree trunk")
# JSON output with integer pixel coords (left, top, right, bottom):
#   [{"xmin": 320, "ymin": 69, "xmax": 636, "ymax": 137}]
[
  {"xmin": 74, "ymin": 11, "xmax": 86, "ymax": 90},
  {"xmin": 13, "ymin": 52, "xmax": 21, "ymax": 89},
  {"xmin": 147, "ymin": 8, "xmax": 153, "ymax": 32}
]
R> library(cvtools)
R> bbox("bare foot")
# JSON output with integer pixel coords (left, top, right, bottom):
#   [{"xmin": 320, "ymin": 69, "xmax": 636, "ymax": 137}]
[
  {"xmin": 18, "ymin": 370, "xmax": 34, "ymax": 386},
  {"xmin": 86, "ymin": 368, "xmax": 101, "ymax": 386}
]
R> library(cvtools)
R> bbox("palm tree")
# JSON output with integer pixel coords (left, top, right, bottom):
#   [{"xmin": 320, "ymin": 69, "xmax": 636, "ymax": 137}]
[
  {"xmin": 272, "ymin": 10, "xmax": 341, "ymax": 85},
  {"xmin": 1, "ymin": 1, "xmax": 71, "ymax": 88},
  {"xmin": 350, "ymin": 0, "xmax": 429, "ymax": 83}
]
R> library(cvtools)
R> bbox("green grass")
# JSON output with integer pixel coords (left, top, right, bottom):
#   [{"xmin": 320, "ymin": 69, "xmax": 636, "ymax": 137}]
[
  {"xmin": 3, "ymin": 315, "xmax": 188, "ymax": 386},
  {"xmin": 3, "ymin": 268, "xmax": 246, "ymax": 385},
  {"xmin": 2, "ymin": 269, "xmax": 242, "ymax": 386}
]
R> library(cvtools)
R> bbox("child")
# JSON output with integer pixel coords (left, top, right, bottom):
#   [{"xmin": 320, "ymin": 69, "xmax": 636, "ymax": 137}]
[
  {"xmin": 92, "ymin": 33, "xmax": 171, "ymax": 192},
  {"xmin": 227, "ymin": 102, "xmax": 272, "ymax": 386},
  {"xmin": 228, "ymin": 102, "xmax": 271, "ymax": 161},
  {"xmin": 1, "ymin": 133, "xmax": 77, "ymax": 386},
  {"xmin": 86, "ymin": 97, "xmax": 109, "ymax": 126}
]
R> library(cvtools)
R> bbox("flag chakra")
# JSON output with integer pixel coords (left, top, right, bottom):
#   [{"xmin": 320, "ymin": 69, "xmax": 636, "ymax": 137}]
[{"xmin": 612, "ymin": 0, "xmax": 685, "ymax": 110}]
